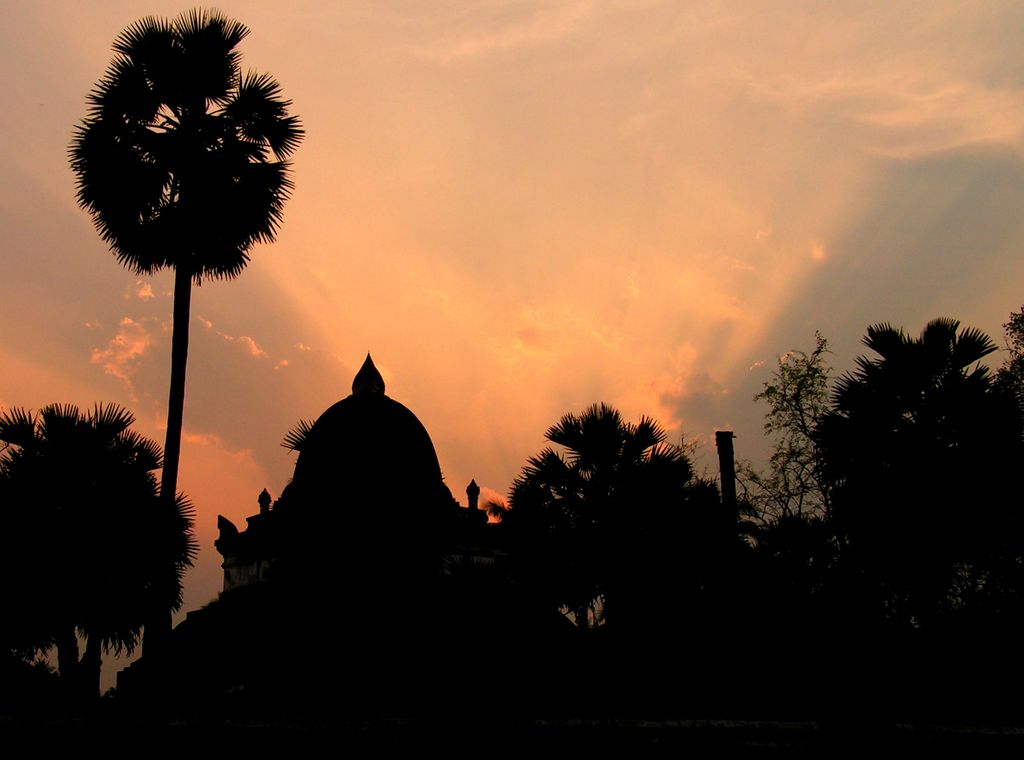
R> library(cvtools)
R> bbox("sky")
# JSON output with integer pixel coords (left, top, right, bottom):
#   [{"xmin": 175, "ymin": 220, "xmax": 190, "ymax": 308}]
[{"xmin": 3, "ymin": 0, "xmax": 1024, "ymax": 642}]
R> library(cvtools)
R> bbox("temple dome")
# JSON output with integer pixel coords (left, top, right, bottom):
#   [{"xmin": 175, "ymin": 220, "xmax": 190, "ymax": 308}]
[{"xmin": 283, "ymin": 354, "xmax": 453, "ymax": 521}]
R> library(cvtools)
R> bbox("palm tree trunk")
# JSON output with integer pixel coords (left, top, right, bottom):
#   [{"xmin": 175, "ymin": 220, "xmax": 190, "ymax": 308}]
[
  {"xmin": 143, "ymin": 264, "xmax": 192, "ymax": 659},
  {"xmin": 162, "ymin": 264, "xmax": 192, "ymax": 508},
  {"xmin": 55, "ymin": 626, "xmax": 79, "ymax": 691},
  {"xmin": 79, "ymin": 633, "xmax": 103, "ymax": 700}
]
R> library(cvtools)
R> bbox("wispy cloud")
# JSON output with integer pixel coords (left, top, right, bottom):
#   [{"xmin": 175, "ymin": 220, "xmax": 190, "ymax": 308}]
[
  {"xmin": 90, "ymin": 317, "xmax": 153, "ymax": 391},
  {"xmin": 415, "ymin": 0, "xmax": 595, "ymax": 62},
  {"xmin": 196, "ymin": 316, "xmax": 269, "ymax": 360},
  {"xmin": 181, "ymin": 428, "xmax": 258, "ymax": 465},
  {"xmin": 182, "ymin": 430, "xmax": 221, "ymax": 447}
]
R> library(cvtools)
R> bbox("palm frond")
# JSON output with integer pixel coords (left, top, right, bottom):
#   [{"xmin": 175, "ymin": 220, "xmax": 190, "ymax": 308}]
[
  {"xmin": 39, "ymin": 403, "xmax": 83, "ymax": 442},
  {"xmin": 0, "ymin": 407, "xmax": 38, "ymax": 449},
  {"xmin": 864, "ymin": 322, "xmax": 907, "ymax": 359},
  {"xmin": 172, "ymin": 491, "xmax": 199, "ymax": 568},
  {"xmin": 228, "ymin": 71, "xmax": 304, "ymax": 158},
  {"xmin": 952, "ymin": 325, "xmax": 998, "ymax": 368},
  {"xmin": 115, "ymin": 429, "xmax": 163, "ymax": 471},
  {"xmin": 282, "ymin": 418, "xmax": 315, "ymax": 452},
  {"xmin": 90, "ymin": 402, "xmax": 135, "ymax": 434},
  {"xmin": 174, "ymin": 9, "xmax": 247, "ymax": 103},
  {"xmin": 112, "ymin": 16, "xmax": 174, "ymax": 58}
]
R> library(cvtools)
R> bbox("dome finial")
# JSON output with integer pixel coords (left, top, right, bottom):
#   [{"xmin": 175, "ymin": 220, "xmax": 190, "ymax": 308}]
[{"xmin": 352, "ymin": 353, "xmax": 385, "ymax": 395}]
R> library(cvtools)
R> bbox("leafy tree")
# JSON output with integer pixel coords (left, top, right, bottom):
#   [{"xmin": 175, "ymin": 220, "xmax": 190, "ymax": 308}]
[
  {"xmin": 69, "ymin": 10, "xmax": 301, "ymax": 649},
  {"xmin": 996, "ymin": 306, "xmax": 1024, "ymax": 418},
  {"xmin": 818, "ymin": 318, "xmax": 1023, "ymax": 629},
  {"xmin": 741, "ymin": 331, "xmax": 833, "ymax": 522},
  {"xmin": 0, "ymin": 403, "xmax": 196, "ymax": 698},
  {"xmin": 729, "ymin": 334, "xmax": 842, "ymax": 648}
]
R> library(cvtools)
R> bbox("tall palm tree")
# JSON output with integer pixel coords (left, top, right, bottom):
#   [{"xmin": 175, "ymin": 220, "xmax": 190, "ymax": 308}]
[
  {"xmin": 69, "ymin": 10, "xmax": 301, "ymax": 650},
  {"xmin": 0, "ymin": 403, "xmax": 197, "ymax": 698}
]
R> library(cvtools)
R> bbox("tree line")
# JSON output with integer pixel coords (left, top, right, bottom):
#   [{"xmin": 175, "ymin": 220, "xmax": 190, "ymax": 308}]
[{"xmin": 486, "ymin": 311, "xmax": 1024, "ymax": 717}]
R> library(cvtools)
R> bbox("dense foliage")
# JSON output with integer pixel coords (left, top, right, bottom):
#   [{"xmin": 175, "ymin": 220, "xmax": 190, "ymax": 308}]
[{"xmin": 0, "ymin": 403, "xmax": 195, "ymax": 698}]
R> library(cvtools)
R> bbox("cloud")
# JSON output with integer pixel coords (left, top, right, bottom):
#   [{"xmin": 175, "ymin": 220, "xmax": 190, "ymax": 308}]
[
  {"xmin": 741, "ymin": 49, "xmax": 1024, "ymax": 160},
  {"xmin": 182, "ymin": 430, "xmax": 222, "ymax": 447},
  {"xmin": 133, "ymin": 281, "xmax": 155, "ymax": 300},
  {"xmin": 478, "ymin": 485, "xmax": 508, "ymax": 523},
  {"xmin": 181, "ymin": 428, "xmax": 258, "ymax": 465},
  {"xmin": 850, "ymin": 79, "xmax": 1024, "ymax": 158},
  {"xmin": 416, "ymin": 0, "xmax": 595, "ymax": 62},
  {"xmin": 90, "ymin": 317, "xmax": 153, "ymax": 391},
  {"xmin": 478, "ymin": 484, "xmax": 506, "ymax": 507},
  {"xmin": 659, "ymin": 368, "xmax": 733, "ymax": 440},
  {"xmin": 195, "ymin": 316, "xmax": 269, "ymax": 359},
  {"xmin": 235, "ymin": 336, "xmax": 269, "ymax": 360}
]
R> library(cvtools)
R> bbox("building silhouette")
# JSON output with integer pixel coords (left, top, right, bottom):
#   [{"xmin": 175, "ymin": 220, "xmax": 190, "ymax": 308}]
[
  {"xmin": 120, "ymin": 355, "xmax": 508, "ymax": 710},
  {"xmin": 216, "ymin": 354, "xmax": 490, "ymax": 594}
]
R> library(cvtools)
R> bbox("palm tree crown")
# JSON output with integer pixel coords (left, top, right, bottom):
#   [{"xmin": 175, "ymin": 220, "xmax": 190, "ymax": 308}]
[
  {"xmin": 69, "ymin": 8, "xmax": 302, "ymax": 281},
  {"xmin": 508, "ymin": 403, "xmax": 693, "ymax": 628},
  {"xmin": 829, "ymin": 318, "xmax": 997, "ymax": 431}
]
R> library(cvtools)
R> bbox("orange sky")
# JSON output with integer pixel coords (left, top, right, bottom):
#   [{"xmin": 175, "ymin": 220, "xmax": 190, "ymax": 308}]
[{"xmin": 4, "ymin": 3, "xmax": 1024, "ymax": 676}]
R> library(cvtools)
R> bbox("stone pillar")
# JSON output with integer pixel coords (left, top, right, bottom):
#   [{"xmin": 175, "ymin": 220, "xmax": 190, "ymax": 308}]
[{"xmin": 715, "ymin": 431, "xmax": 737, "ymax": 514}]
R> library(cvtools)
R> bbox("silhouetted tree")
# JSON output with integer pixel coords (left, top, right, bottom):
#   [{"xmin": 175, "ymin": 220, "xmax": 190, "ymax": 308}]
[
  {"xmin": 737, "ymin": 334, "xmax": 839, "ymax": 642},
  {"xmin": 69, "ymin": 9, "xmax": 301, "ymax": 651},
  {"xmin": 741, "ymin": 332, "xmax": 833, "ymax": 522},
  {"xmin": 505, "ymin": 404, "xmax": 727, "ymax": 633},
  {"xmin": 996, "ymin": 306, "xmax": 1024, "ymax": 420},
  {"xmin": 0, "ymin": 403, "xmax": 196, "ymax": 698},
  {"xmin": 818, "ymin": 319, "xmax": 1023, "ymax": 630}
]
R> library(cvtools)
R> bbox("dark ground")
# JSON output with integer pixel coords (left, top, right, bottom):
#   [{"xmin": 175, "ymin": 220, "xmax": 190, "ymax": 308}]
[{"xmin": 3, "ymin": 711, "xmax": 1024, "ymax": 753}]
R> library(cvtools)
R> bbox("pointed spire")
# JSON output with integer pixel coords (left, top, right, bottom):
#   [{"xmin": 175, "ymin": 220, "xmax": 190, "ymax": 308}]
[{"xmin": 352, "ymin": 353, "xmax": 385, "ymax": 395}]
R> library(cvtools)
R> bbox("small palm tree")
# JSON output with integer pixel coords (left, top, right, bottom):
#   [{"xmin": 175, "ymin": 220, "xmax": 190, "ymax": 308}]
[
  {"xmin": 0, "ymin": 403, "xmax": 196, "ymax": 698},
  {"xmin": 507, "ymin": 404, "xmax": 694, "ymax": 629},
  {"xmin": 69, "ymin": 9, "xmax": 301, "ymax": 650}
]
